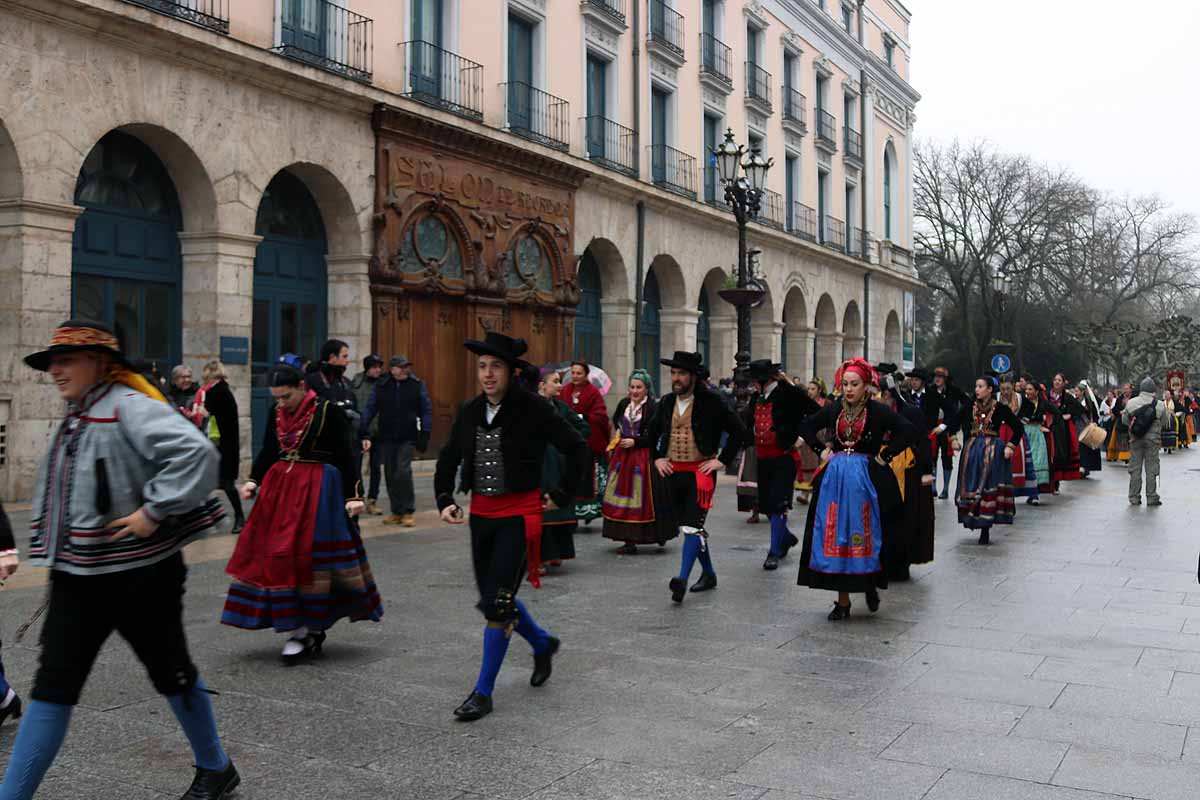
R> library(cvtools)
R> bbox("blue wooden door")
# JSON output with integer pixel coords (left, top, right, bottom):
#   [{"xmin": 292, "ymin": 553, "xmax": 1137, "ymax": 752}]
[
  {"xmin": 72, "ymin": 131, "xmax": 182, "ymax": 366},
  {"xmin": 410, "ymin": 0, "xmax": 443, "ymax": 98},
  {"xmin": 638, "ymin": 268, "xmax": 662, "ymax": 371},
  {"xmin": 651, "ymin": 88, "xmax": 668, "ymax": 184},
  {"xmin": 251, "ymin": 171, "xmax": 328, "ymax": 449},
  {"xmin": 282, "ymin": 0, "xmax": 326, "ymax": 57},
  {"xmin": 696, "ymin": 288, "xmax": 710, "ymax": 367},
  {"xmin": 507, "ymin": 15, "xmax": 535, "ymax": 133},
  {"xmin": 574, "ymin": 251, "xmax": 603, "ymax": 367}
]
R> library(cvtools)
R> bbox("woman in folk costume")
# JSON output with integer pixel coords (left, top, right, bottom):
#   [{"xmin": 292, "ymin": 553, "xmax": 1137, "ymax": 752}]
[
  {"xmin": 1000, "ymin": 376, "xmax": 1039, "ymax": 504},
  {"xmin": 955, "ymin": 374, "xmax": 1022, "ymax": 544},
  {"xmin": 561, "ymin": 361, "xmax": 612, "ymax": 524},
  {"xmin": 434, "ymin": 333, "xmax": 588, "ymax": 722},
  {"xmin": 795, "ymin": 378, "xmax": 830, "ymax": 505},
  {"xmin": 1045, "ymin": 373, "xmax": 1084, "ymax": 483},
  {"xmin": 735, "ymin": 379, "xmax": 761, "ymax": 523},
  {"xmin": 1182, "ymin": 388, "xmax": 1198, "ymax": 447},
  {"xmin": 7, "ymin": 320, "xmax": 236, "ymax": 800},
  {"xmin": 602, "ymin": 370, "xmax": 677, "ymax": 554},
  {"xmin": 1020, "ymin": 381, "xmax": 1056, "ymax": 501},
  {"xmin": 532, "ymin": 365, "xmax": 590, "ymax": 571},
  {"xmin": 796, "ymin": 358, "xmax": 916, "ymax": 620},
  {"xmin": 1075, "ymin": 380, "xmax": 1104, "ymax": 476},
  {"xmin": 878, "ymin": 371, "xmax": 935, "ymax": 581},
  {"xmin": 1162, "ymin": 390, "xmax": 1180, "ymax": 453},
  {"xmin": 1107, "ymin": 383, "xmax": 1134, "ymax": 462},
  {"xmin": 222, "ymin": 363, "xmax": 382, "ymax": 663},
  {"xmin": 186, "ymin": 360, "xmax": 245, "ymax": 533}
]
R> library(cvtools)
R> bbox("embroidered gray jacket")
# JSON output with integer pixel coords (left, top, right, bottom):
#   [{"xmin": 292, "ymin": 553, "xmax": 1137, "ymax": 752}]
[{"xmin": 28, "ymin": 382, "xmax": 224, "ymax": 575}]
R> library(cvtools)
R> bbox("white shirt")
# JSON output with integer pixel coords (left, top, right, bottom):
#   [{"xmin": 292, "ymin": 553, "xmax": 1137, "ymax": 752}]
[
  {"xmin": 674, "ymin": 396, "xmax": 693, "ymax": 416},
  {"xmin": 485, "ymin": 403, "xmax": 501, "ymax": 424},
  {"xmin": 763, "ymin": 380, "xmax": 779, "ymax": 400}
]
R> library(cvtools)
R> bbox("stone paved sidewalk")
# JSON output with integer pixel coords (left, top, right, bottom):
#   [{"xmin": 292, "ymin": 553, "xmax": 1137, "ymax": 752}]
[{"xmin": 2, "ymin": 451, "xmax": 1200, "ymax": 799}]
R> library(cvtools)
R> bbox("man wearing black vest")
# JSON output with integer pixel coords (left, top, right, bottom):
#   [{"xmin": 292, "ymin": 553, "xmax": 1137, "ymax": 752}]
[{"xmin": 360, "ymin": 355, "xmax": 432, "ymax": 527}]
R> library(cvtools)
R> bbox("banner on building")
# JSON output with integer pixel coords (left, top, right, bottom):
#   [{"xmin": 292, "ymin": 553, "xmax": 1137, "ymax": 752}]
[{"xmin": 902, "ymin": 290, "xmax": 915, "ymax": 368}]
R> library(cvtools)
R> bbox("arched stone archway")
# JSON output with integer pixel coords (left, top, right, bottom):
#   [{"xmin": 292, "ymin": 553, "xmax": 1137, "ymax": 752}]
[
  {"xmin": 647, "ymin": 254, "xmax": 695, "ymax": 388},
  {"xmin": 813, "ymin": 293, "xmax": 840, "ymax": 383},
  {"xmin": 782, "ymin": 286, "xmax": 810, "ymax": 379},
  {"xmin": 751, "ymin": 285, "xmax": 779, "ymax": 367},
  {"xmin": 578, "ymin": 236, "xmax": 631, "ymax": 382},
  {"xmin": 0, "ymin": 119, "xmax": 21, "ymax": 200},
  {"xmin": 884, "ymin": 310, "xmax": 902, "ymax": 364},
  {"xmin": 700, "ymin": 267, "xmax": 735, "ymax": 377},
  {"xmin": 842, "ymin": 300, "xmax": 864, "ymax": 360}
]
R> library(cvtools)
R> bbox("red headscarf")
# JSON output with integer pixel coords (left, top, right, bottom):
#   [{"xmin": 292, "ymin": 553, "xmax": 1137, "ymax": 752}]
[{"xmin": 834, "ymin": 357, "xmax": 876, "ymax": 389}]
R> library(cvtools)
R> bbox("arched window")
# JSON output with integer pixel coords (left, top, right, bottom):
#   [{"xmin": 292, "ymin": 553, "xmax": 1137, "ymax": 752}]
[
  {"xmin": 696, "ymin": 287, "xmax": 711, "ymax": 367},
  {"xmin": 575, "ymin": 251, "xmax": 603, "ymax": 366},
  {"xmin": 398, "ymin": 212, "xmax": 464, "ymax": 279},
  {"xmin": 507, "ymin": 231, "xmax": 554, "ymax": 292},
  {"xmin": 638, "ymin": 268, "xmax": 662, "ymax": 370},
  {"xmin": 883, "ymin": 145, "xmax": 894, "ymax": 241}
]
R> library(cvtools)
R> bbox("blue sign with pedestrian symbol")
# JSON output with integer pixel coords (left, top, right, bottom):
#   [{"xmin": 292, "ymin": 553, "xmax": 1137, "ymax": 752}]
[{"xmin": 991, "ymin": 354, "xmax": 1011, "ymax": 374}]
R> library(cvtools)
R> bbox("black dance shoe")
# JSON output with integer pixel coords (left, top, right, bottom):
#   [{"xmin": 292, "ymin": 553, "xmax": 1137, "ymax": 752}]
[
  {"xmin": 616, "ymin": 543, "xmax": 638, "ymax": 555},
  {"xmin": 281, "ymin": 631, "xmax": 326, "ymax": 666},
  {"xmin": 179, "ymin": 760, "xmax": 240, "ymax": 800},
  {"xmin": 689, "ymin": 573, "xmax": 718, "ymax": 593},
  {"xmin": 780, "ymin": 532, "xmax": 799, "ymax": 557},
  {"xmin": 0, "ymin": 694, "xmax": 22, "ymax": 728},
  {"xmin": 763, "ymin": 554, "xmax": 780, "ymax": 571},
  {"xmin": 669, "ymin": 577, "xmax": 687, "ymax": 603},
  {"xmin": 531, "ymin": 637, "xmax": 561, "ymax": 687},
  {"xmin": 827, "ymin": 602, "xmax": 851, "ymax": 621},
  {"xmin": 453, "ymin": 691, "xmax": 493, "ymax": 722},
  {"xmin": 866, "ymin": 588, "xmax": 881, "ymax": 613},
  {"xmin": 978, "ymin": 529, "xmax": 991, "ymax": 545}
]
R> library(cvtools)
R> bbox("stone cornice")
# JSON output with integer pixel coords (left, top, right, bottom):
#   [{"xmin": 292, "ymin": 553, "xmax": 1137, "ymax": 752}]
[{"xmin": 0, "ymin": 199, "xmax": 85, "ymax": 232}]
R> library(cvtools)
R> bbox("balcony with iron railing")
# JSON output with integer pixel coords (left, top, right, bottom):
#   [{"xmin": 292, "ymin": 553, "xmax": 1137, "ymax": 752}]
[
  {"xmin": 699, "ymin": 32, "xmax": 733, "ymax": 89},
  {"xmin": 502, "ymin": 82, "xmax": 570, "ymax": 151},
  {"xmin": 757, "ymin": 190, "xmax": 785, "ymax": 229},
  {"xmin": 844, "ymin": 127, "xmax": 863, "ymax": 164},
  {"xmin": 275, "ymin": 0, "xmax": 372, "ymax": 82},
  {"xmin": 847, "ymin": 226, "xmax": 870, "ymax": 260},
  {"xmin": 702, "ymin": 166, "xmax": 724, "ymax": 207},
  {"xmin": 821, "ymin": 216, "xmax": 846, "ymax": 251},
  {"xmin": 122, "ymin": 0, "xmax": 228, "ymax": 33},
  {"xmin": 584, "ymin": 0, "xmax": 627, "ymax": 27},
  {"xmin": 788, "ymin": 202, "xmax": 817, "ymax": 242},
  {"xmin": 745, "ymin": 62, "xmax": 772, "ymax": 113},
  {"xmin": 782, "ymin": 87, "xmax": 807, "ymax": 133},
  {"xmin": 649, "ymin": 143, "xmax": 697, "ymax": 199},
  {"xmin": 648, "ymin": 0, "xmax": 685, "ymax": 62},
  {"xmin": 583, "ymin": 116, "xmax": 638, "ymax": 177},
  {"xmin": 815, "ymin": 109, "xmax": 837, "ymax": 152},
  {"xmin": 399, "ymin": 40, "xmax": 484, "ymax": 121}
]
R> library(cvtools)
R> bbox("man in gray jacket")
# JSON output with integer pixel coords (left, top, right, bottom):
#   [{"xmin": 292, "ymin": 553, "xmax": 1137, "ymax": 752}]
[{"xmin": 1122, "ymin": 376, "xmax": 1170, "ymax": 506}]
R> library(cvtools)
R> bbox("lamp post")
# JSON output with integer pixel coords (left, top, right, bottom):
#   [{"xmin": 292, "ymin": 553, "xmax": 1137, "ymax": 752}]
[
  {"xmin": 991, "ymin": 265, "xmax": 1012, "ymax": 341},
  {"xmin": 713, "ymin": 129, "xmax": 772, "ymax": 398}
]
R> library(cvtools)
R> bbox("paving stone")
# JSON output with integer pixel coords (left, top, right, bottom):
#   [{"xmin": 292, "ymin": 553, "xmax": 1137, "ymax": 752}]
[
  {"xmin": 730, "ymin": 740, "xmax": 946, "ymax": 800},
  {"xmin": 1010, "ymin": 707, "xmax": 1187, "ymax": 759},
  {"xmin": 903, "ymin": 666, "xmax": 1065, "ymax": 708},
  {"xmin": 1053, "ymin": 683, "xmax": 1200, "ymax": 727},
  {"xmin": 1053, "ymin": 746, "xmax": 1200, "ymax": 800},
  {"xmin": 879, "ymin": 722, "xmax": 1068, "ymax": 782},
  {"xmin": 923, "ymin": 768, "xmax": 1135, "ymax": 800},
  {"xmin": 904, "ymin": 642, "xmax": 1045, "ymax": 677},
  {"xmin": 860, "ymin": 687, "xmax": 1027, "ymax": 735},
  {"xmin": 521, "ymin": 759, "xmax": 767, "ymax": 800},
  {"xmin": 1030, "ymin": 656, "xmax": 1175, "ymax": 693}
]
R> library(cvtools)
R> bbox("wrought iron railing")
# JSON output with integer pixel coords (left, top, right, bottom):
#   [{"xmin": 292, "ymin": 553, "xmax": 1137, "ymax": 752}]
[
  {"xmin": 789, "ymin": 202, "xmax": 817, "ymax": 242},
  {"xmin": 848, "ymin": 227, "xmax": 871, "ymax": 261},
  {"xmin": 400, "ymin": 40, "xmax": 484, "ymax": 121},
  {"xmin": 649, "ymin": 143, "xmax": 697, "ymax": 199},
  {"xmin": 844, "ymin": 127, "xmax": 863, "ymax": 162},
  {"xmin": 583, "ymin": 116, "xmax": 638, "ymax": 177},
  {"xmin": 699, "ymin": 33, "xmax": 732, "ymax": 85},
  {"xmin": 782, "ymin": 87, "xmax": 806, "ymax": 127},
  {"xmin": 816, "ymin": 109, "xmax": 837, "ymax": 149},
  {"xmin": 822, "ymin": 216, "xmax": 846, "ymax": 250},
  {"xmin": 275, "ymin": 0, "xmax": 373, "ymax": 82},
  {"xmin": 586, "ymin": 0, "xmax": 626, "ymax": 25},
  {"xmin": 746, "ymin": 62, "xmax": 772, "ymax": 109},
  {"xmin": 123, "ymin": 0, "xmax": 229, "ymax": 33},
  {"xmin": 702, "ymin": 166, "xmax": 726, "ymax": 206},
  {"xmin": 648, "ymin": 0, "xmax": 685, "ymax": 57},
  {"xmin": 758, "ymin": 190, "xmax": 785, "ymax": 229},
  {"xmin": 502, "ymin": 82, "xmax": 570, "ymax": 150}
]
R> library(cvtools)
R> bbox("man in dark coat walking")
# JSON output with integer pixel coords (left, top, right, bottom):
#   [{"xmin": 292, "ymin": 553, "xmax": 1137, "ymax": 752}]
[{"xmin": 360, "ymin": 355, "xmax": 432, "ymax": 527}]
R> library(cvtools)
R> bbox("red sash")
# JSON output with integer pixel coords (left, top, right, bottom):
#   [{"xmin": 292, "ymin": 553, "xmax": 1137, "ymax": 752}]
[
  {"xmin": 669, "ymin": 461, "xmax": 715, "ymax": 509},
  {"xmin": 470, "ymin": 490, "xmax": 545, "ymax": 588}
]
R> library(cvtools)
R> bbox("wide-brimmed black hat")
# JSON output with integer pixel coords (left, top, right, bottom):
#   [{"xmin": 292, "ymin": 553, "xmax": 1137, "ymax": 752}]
[
  {"xmin": 464, "ymin": 331, "xmax": 530, "ymax": 370},
  {"xmin": 908, "ymin": 366, "xmax": 933, "ymax": 383},
  {"xmin": 25, "ymin": 319, "xmax": 131, "ymax": 372},
  {"xmin": 747, "ymin": 359, "xmax": 783, "ymax": 381},
  {"xmin": 660, "ymin": 351, "xmax": 705, "ymax": 375},
  {"xmin": 875, "ymin": 362, "xmax": 899, "ymax": 377}
]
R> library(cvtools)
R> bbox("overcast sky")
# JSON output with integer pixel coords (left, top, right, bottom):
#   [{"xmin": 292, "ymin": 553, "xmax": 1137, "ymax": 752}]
[{"xmin": 909, "ymin": 0, "xmax": 1200, "ymax": 219}]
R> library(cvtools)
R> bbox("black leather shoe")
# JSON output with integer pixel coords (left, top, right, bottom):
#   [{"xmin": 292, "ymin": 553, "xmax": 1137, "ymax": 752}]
[
  {"xmin": 689, "ymin": 573, "xmax": 717, "ymax": 592},
  {"xmin": 827, "ymin": 602, "xmax": 851, "ymax": 621},
  {"xmin": 780, "ymin": 532, "xmax": 799, "ymax": 557},
  {"xmin": 180, "ymin": 760, "xmax": 240, "ymax": 800},
  {"xmin": 669, "ymin": 577, "xmax": 686, "ymax": 603},
  {"xmin": 978, "ymin": 529, "xmax": 991, "ymax": 545},
  {"xmin": 530, "ymin": 637, "xmax": 560, "ymax": 687},
  {"xmin": 763, "ymin": 554, "xmax": 780, "ymax": 571},
  {"xmin": 866, "ymin": 588, "xmax": 880, "ymax": 613},
  {"xmin": 453, "ymin": 690, "xmax": 493, "ymax": 722},
  {"xmin": 0, "ymin": 694, "xmax": 21, "ymax": 728},
  {"xmin": 281, "ymin": 631, "xmax": 326, "ymax": 666},
  {"xmin": 231, "ymin": 519, "xmax": 244, "ymax": 535}
]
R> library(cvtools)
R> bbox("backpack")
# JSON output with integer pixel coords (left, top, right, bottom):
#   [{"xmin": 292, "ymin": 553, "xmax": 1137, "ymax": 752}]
[{"xmin": 1129, "ymin": 400, "xmax": 1158, "ymax": 438}]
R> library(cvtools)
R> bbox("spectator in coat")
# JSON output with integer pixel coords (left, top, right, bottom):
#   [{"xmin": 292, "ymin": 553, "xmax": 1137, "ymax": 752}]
[
  {"xmin": 359, "ymin": 355, "xmax": 432, "ymax": 527},
  {"xmin": 352, "ymin": 353, "xmax": 386, "ymax": 515},
  {"xmin": 188, "ymin": 360, "xmax": 245, "ymax": 533},
  {"xmin": 167, "ymin": 363, "xmax": 197, "ymax": 410},
  {"xmin": 1122, "ymin": 376, "xmax": 1171, "ymax": 506}
]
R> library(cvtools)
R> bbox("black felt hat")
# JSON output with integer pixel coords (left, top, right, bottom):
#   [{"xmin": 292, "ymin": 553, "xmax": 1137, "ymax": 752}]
[
  {"xmin": 747, "ymin": 359, "xmax": 783, "ymax": 381},
  {"xmin": 464, "ymin": 331, "xmax": 531, "ymax": 370},
  {"xmin": 908, "ymin": 366, "xmax": 933, "ymax": 383},
  {"xmin": 660, "ymin": 351, "xmax": 705, "ymax": 375}
]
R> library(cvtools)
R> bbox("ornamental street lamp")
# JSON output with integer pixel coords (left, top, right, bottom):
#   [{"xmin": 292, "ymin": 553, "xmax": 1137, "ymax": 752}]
[{"xmin": 713, "ymin": 129, "xmax": 773, "ymax": 398}]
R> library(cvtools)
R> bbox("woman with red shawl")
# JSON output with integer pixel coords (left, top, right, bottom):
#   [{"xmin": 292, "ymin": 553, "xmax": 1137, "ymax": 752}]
[{"xmin": 561, "ymin": 361, "xmax": 612, "ymax": 523}]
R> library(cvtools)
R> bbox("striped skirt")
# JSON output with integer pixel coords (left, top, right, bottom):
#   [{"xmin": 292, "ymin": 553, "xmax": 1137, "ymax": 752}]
[{"xmin": 955, "ymin": 435, "xmax": 1015, "ymax": 529}]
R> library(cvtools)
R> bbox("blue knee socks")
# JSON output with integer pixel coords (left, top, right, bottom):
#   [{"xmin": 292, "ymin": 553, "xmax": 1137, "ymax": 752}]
[
  {"xmin": 166, "ymin": 678, "xmax": 230, "ymax": 772},
  {"xmin": 697, "ymin": 539, "xmax": 716, "ymax": 576},
  {"xmin": 473, "ymin": 626, "xmax": 511, "ymax": 698},
  {"xmin": 678, "ymin": 532, "xmax": 701, "ymax": 580},
  {"xmin": 0, "ymin": 700, "xmax": 72, "ymax": 800},
  {"xmin": 769, "ymin": 514, "xmax": 786, "ymax": 556},
  {"xmin": 514, "ymin": 600, "xmax": 552, "ymax": 655}
]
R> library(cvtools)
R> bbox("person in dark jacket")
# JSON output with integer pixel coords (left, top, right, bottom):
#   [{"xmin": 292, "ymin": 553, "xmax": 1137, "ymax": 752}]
[
  {"xmin": 435, "ymin": 333, "xmax": 588, "ymax": 723},
  {"xmin": 188, "ymin": 360, "xmax": 244, "ymax": 533},
  {"xmin": 351, "ymin": 354, "xmax": 385, "ymax": 515},
  {"xmin": 167, "ymin": 363, "xmax": 197, "ymax": 410},
  {"xmin": 637, "ymin": 351, "xmax": 748, "ymax": 604},
  {"xmin": 745, "ymin": 359, "xmax": 820, "ymax": 570},
  {"xmin": 306, "ymin": 338, "xmax": 359, "ymax": 433},
  {"xmin": 359, "ymin": 355, "xmax": 432, "ymax": 527},
  {"xmin": 0, "ymin": 502, "xmax": 20, "ymax": 728}
]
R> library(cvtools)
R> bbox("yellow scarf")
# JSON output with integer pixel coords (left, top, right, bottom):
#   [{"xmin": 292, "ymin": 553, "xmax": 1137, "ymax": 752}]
[{"xmin": 106, "ymin": 365, "xmax": 167, "ymax": 403}]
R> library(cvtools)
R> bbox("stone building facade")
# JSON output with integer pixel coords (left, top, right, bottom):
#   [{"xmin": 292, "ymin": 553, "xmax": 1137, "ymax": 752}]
[{"xmin": 0, "ymin": 0, "xmax": 919, "ymax": 499}]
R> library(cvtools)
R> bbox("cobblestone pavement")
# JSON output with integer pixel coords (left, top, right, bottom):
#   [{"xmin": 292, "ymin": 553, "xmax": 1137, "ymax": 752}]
[{"xmin": 3, "ymin": 452, "xmax": 1200, "ymax": 799}]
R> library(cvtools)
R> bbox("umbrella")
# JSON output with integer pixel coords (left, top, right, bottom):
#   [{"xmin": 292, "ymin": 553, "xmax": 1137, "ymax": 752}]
[{"xmin": 588, "ymin": 365, "xmax": 613, "ymax": 396}]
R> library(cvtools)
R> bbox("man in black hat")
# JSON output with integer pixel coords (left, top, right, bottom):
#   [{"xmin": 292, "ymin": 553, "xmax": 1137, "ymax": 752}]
[
  {"xmin": 435, "ymin": 332, "xmax": 588, "ymax": 722},
  {"xmin": 745, "ymin": 359, "xmax": 820, "ymax": 570},
  {"xmin": 638, "ymin": 351, "xmax": 747, "ymax": 603},
  {"xmin": 360, "ymin": 354, "xmax": 432, "ymax": 527},
  {"xmin": 904, "ymin": 366, "xmax": 960, "ymax": 498}
]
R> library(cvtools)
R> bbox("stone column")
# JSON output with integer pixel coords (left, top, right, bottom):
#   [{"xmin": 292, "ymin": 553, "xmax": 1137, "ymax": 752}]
[
  {"xmin": 600, "ymin": 296, "xmax": 635, "ymax": 397},
  {"xmin": 752, "ymin": 321, "xmax": 785, "ymax": 363},
  {"xmin": 0, "ymin": 199, "xmax": 81, "ymax": 500},
  {"xmin": 842, "ymin": 334, "xmax": 865, "ymax": 360},
  {"xmin": 658, "ymin": 306, "xmax": 700, "ymax": 389},
  {"xmin": 327, "ymin": 252, "xmax": 373, "ymax": 363},
  {"xmin": 708, "ymin": 314, "xmax": 737, "ymax": 379},
  {"xmin": 814, "ymin": 330, "xmax": 843, "ymax": 385},
  {"xmin": 785, "ymin": 325, "xmax": 812, "ymax": 378},
  {"xmin": 179, "ymin": 231, "xmax": 261, "ymax": 473}
]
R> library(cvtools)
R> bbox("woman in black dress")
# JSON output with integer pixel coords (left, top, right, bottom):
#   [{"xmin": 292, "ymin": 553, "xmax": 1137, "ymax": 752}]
[
  {"xmin": 955, "ymin": 375, "xmax": 1022, "ymax": 544},
  {"xmin": 190, "ymin": 360, "xmax": 244, "ymax": 533}
]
